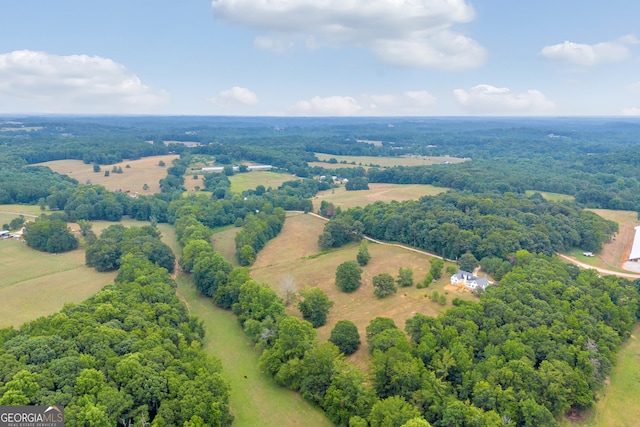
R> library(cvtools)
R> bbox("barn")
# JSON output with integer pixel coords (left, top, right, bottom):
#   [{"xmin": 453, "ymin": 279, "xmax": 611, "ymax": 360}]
[{"xmin": 629, "ymin": 226, "xmax": 640, "ymax": 262}]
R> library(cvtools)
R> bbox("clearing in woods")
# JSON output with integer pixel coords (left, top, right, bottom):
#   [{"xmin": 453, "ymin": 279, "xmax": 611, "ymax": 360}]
[
  {"xmin": 36, "ymin": 154, "xmax": 180, "ymax": 195},
  {"xmin": 249, "ymin": 212, "xmax": 476, "ymax": 370}
]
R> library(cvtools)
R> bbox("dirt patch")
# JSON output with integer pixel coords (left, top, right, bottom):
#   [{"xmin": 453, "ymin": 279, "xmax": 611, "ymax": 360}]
[{"xmin": 564, "ymin": 408, "xmax": 592, "ymax": 424}]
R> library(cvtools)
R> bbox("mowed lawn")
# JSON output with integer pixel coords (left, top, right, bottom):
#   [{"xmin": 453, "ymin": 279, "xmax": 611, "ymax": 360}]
[
  {"xmin": 249, "ymin": 212, "xmax": 476, "ymax": 369},
  {"xmin": 313, "ymin": 183, "xmax": 448, "ymax": 211},
  {"xmin": 176, "ymin": 274, "xmax": 333, "ymax": 427},
  {"xmin": 0, "ymin": 240, "xmax": 116, "ymax": 328},
  {"xmin": 560, "ymin": 324, "xmax": 640, "ymax": 427},
  {"xmin": 36, "ymin": 154, "xmax": 179, "ymax": 195},
  {"xmin": 313, "ymin": 153, "xmax": 467, "ymax": 168}
]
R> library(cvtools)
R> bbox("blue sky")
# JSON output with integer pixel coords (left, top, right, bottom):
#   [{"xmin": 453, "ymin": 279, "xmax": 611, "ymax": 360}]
[{"xmin": 1, "ymin": 0, "xmax": 639, "ymax": 116}]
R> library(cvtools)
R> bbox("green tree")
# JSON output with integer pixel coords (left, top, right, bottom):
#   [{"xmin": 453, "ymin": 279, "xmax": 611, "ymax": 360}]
[
  {"xmin": 373, "ymin": 273, "xmax": 397, "ymax": 298},
  {"xmin": 417, "ymin": 273, "xmax": 432, "ymax": 289},
  {"xmin": 336, "ymin": 261, "xmax": 362, "ymax": 292},
  {"xmin": 458, "ymin": 252, "xmax": 479, "ymax": 272},
  {"xmin": 24, "ymin": 218, "xmax": 79, "ymax": 253},
  {"xmin": 298, "ymin": 287, "xmax": 334, "ymax": 328},
  {"xmin": 238, "ymin": 244, "xmax": 256, "ymax": 266},
  {"xmin": 429, "ymin": 258, "xmax": 444, "ymax": 279},
  {"xmin": 397, "ymin": 267, "xmax": 414, "ymax": 287},
  {"xmin": 329, "ymin": 320, "xmax": 361, "ymax": 355},
  {"xmin": 357, "ymin": 240, "xmax": 371, "ymax": 266},
  {"xmin": 368, "ymin": 396, "xmax": 420, "ymax": 427}
]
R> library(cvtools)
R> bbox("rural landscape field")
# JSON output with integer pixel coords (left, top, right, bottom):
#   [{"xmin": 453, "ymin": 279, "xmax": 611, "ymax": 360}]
[{"xmin": 2, "ymin": 116, "xmax": 640, "ymax": 427}]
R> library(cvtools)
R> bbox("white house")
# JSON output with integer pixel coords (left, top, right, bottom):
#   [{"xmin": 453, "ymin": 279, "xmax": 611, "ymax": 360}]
[
  {"xmin": 630, "ymin": 226, "xmax": 640, "ymax": 262},
  {"xmin": 451, "ymin": 270, "xmax": 490, "ymax": 292}
]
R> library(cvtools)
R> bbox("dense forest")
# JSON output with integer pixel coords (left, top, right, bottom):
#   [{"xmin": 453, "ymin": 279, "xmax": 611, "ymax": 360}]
[{"xmin": 2, "ymin": 116, "xmax": 640, "ymax": 426}]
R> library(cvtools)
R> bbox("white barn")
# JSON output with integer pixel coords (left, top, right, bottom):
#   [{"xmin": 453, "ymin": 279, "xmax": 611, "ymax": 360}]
[{"xmin": 629, "ymin": 226, "xmax": 640, "ymax": 262}]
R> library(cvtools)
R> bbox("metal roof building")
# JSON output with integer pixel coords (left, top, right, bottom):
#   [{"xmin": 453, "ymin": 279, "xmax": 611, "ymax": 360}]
[{"xmin": 629, "ymin": 226, "xmax": 640, "ymax": 262}]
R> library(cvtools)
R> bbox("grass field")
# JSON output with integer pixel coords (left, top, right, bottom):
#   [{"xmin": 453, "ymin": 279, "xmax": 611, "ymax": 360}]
[
  {"xmin": 211, "ymin": 225, "xmax": 241, "ymax": 267},
  {"xmin": 249, "ymin": 212, "xmax": 476, "ymax": 369},
  {"xmin": 313, "ymin": 183, "xmax": 448, "ymax": 211},
  {"xmin": 313, "ymin": 153, "xmax": 467, "ymax": 168},
  {"xmin": 0, "ymin": 240, "xmax": 116, "ymax": 328},
  {"xmin": 36, "ymin": 154, "xmax": 180, "ymax": 195},
  {"xmin": 561, "ymin": 324, "xmax": 640, "ymax": 427},
  {"xmin": 525, "ymin": 190, "xmax": 575, "ymax": 202},
  {"xmin": 176, "ymin": 274, "xmax": 333, "ymax": 427},
  {"xmin": 229, "ymin": 171, "xmax": 298, "ymax": 193}
]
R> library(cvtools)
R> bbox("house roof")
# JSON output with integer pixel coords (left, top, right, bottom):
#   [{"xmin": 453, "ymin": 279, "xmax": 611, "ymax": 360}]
[{"xmin": 452, "ymin": 270, "xmax": 489, "ymax": 288}]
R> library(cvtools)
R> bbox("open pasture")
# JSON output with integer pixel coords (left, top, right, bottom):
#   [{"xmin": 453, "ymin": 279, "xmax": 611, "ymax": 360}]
[
  {"xmin": 176, "ymin": 274, "xmax": 333, "ymax": 427},
  {"xmin": 313, "ymin": 183, "xmax": 448, "ymax": 211},
  {"xmin": 229, "ymin": 171, "xmax": 297, "ymax": 193},
  {"xmin": 313, "ymin": 153, "xmax": 467, "ymax": 168},
  {"xmin": 249, "ymin": 212, "xmax": 475, "ymax": 368},
  {"xmin": 36, "ymin": 154, "xmax": 179, "ymax": 195},
  {"xmin": 0, "ymin": 240, "xmax": 116, "ymax": 328}
]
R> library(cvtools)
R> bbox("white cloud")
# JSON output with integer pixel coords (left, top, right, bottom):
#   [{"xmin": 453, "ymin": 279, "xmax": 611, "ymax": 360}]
[
  {"xmin": 622, "ymin": 107, "xmax": 640, "ymax": 116},
  {"xmin": 453, "ymin": 84, "xmax": 555, "ymax": 115},
  {"xmin": 0, "ymin": 50, "xmax": 169, "ymax": 113},
  {"xmin": 212, "ymin": 0, "xmax": 486, "ymax": 70},
  {"xmin": 288, "ymin": 90, "xmax": 437, "ymax": 116},
  {"xmin": 540, "ymin": 35, "xmax": 638, "ymax": 67},
  {"xmin": 211, "ymin": 86, "xmax": 259, "ymax": 106}
]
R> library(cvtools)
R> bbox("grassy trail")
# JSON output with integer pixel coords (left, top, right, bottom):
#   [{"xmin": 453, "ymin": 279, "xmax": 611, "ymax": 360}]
[{"xmin": 176, "ymin": 274, "xmax": 333, "ymax": 427}]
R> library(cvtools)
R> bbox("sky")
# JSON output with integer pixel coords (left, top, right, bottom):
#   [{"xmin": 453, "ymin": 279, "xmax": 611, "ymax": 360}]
[{"xmin": 1, "ymin": 0, "xmax": 639, "ymax": 116}]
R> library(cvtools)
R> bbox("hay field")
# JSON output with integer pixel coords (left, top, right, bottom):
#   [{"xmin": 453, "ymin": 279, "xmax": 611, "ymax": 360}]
[
  {"xmin": 313, "ymin": 183, "xmax": 448, "ymax": 211},
  {"xmin": 0, "ymin": 240, "xmax": 116, "ymax": 328},
  {"xmin": 313, "ymin": 153, "xmax": 467, "ymax": 168},
  {"xmin": 249, "ymin": 212, "xmax": 475, "ymax": 369},
  {"xmin": 37, "ymin": 154, "xmax": 179, "ymax": 195},
  {"xmin": 176, "ymin": 274, "xmax": 333, "ymax": 427}
]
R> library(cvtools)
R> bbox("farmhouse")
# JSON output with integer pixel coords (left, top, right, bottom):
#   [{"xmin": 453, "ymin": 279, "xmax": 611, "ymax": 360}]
[
  {"xmin": 451, "ymin": 270, "xmax": 489, "ymax": 292},
  {"xmin": 629, "ymin": 226, "xmax": 640, "ymax": 262}
]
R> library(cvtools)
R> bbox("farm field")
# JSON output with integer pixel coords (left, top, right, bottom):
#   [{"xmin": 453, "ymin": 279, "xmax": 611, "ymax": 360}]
[
  {"xmin": 249, "ymin": 212, "xmax": 477, "ymax": 369},
  {"xmin": 176, "ymin": 274, "xmax": 333, "ymax": 427},
  {"xmin": 211, "ymin": 225, "xmax": 241, "ymax": 267},
  {"xmin": 561, "ymin": 324, "xmax": 640, "ymax": 427},
  {"xmin": 313, "ymin": 153, "xmax": 467, "ymax": 168},
  {"xmin": 0, "ymin": 239, "xmax": 116, "ymax": 328},
  {"xmin": 36, "ymin": 154, "xmax": 179, "ymax": 195},
  {"xmin": 313, "ymin": 183, "xmax": 448, "ymax": 211}
]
